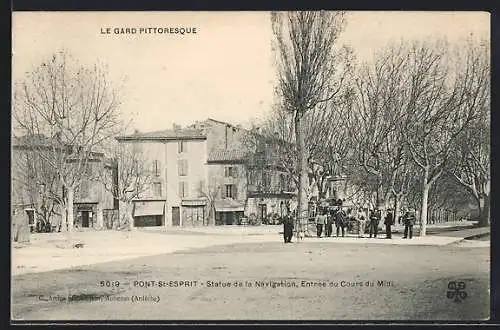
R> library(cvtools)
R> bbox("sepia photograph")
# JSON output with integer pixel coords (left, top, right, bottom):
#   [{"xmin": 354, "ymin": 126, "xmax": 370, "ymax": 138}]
[{"xmin": 11, "ymin": 11, "xmax": 490, "ymax": 321}]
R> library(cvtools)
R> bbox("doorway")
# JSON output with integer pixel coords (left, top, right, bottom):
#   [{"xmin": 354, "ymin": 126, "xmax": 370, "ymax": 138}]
[
  {"xmin": 224, "ymin": 212, "xmax": 234, "ymax": 225},
  {"xmin": 172, "ymin": 207, "xmax": 180, "ymax": 226},
  {"xmin": 81, "ymin": 211, "xmax": 90, "ymax": 228}
]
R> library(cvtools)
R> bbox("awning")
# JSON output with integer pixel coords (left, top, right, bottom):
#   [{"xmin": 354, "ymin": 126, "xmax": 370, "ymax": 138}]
[
  {"xmin": 133, "ymin": 201, "xmax": 165, "ymax": 217},
  {"xmin": 215, "ymin": 199, "xmax": 245, "ymax": 212},
  {"xmin": 181, "ymin": 199, "xmax": 207, "ymax": 207}
]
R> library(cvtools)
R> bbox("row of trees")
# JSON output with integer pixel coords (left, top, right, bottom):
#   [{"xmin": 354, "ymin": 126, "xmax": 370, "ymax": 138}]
[
  {"xmin": 12, "ymin": 51, "xmax": 152, "ymax": 233},
  {"xmin": 269, "ymin": 12, "xmax": 490, "ymax": 235}
]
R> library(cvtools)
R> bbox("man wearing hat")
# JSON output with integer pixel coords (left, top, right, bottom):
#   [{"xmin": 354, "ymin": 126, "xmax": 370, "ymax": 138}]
[
  {"xmin": 283, "ymin": 213, "xmax": 294, "ymax": 243},
  {"xmin": 369, "ymin": 206, "xmax": 382, "ymax": 238},
  {"xmin": 403, "ymin": 209, "xmax": 416, "ymax": 239},
  {"xmin": 384, "ymin": 209, "xmax": 394, "ymax": 239}
]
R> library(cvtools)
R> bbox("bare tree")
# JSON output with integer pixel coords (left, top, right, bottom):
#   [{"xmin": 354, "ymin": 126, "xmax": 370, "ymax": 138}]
[
  {"xmin": 13, "ymin": 50, "xmax": 122, "ymax": 233},
  {"xmin": 248, "ymin": 95, "xmax": 353, "ymax": 204},
  {"xmin": 402, "ymin": 40, "xmax": 479, "ymax": 236},
  {"xmin": 304, "ymin": 97, "xmax": 353, "ymax": 200},
  {"xmin": 96, "ymin": 142, "xmax": 152, "ymax": 230},
  {"xmin": 197, "ymin": 177, "xmax": 221, "ymax": 226},
  {"xmin": 447, "ymin": 39, "xmax": 490, "ymax": 226},
  {"xmin": 271, "ymin": 11, "xmax": 351, "ymax": 235},
  {"xmin": 352, "ymin": 42, "xmax": 413, "ymax": 211},
  {"xmin": 390, "ymin": 150, "xmax": 419, "ymax": 223}
]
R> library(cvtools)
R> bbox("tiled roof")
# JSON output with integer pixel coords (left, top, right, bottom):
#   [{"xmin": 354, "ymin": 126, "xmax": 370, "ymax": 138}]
[
  {"xmin": 116, "ymin": 128, "xmax": 206, "ymax": 141},
  {"xmin": 208, "ymin": 149, "xmax": 248, "ymax": 163}
]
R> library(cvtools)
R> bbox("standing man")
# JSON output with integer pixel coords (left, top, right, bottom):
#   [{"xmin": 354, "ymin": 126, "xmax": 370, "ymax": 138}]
[
  {"xmin": 369, "ymin": 206, "xmax": 381, "ymax": 238},
  {"xmin": 335, "ymin": 207, "xmax": 347, "ymax": 237},
  {"xmin": 315, "ymin": 210, "xmax": 324, "ymax": 238},
  {"xmin": 384, "ymin": 209, "xmax": 394, "ymax": 239},
  {"xmin": 403, "ymin": 209, "xmax": 416, "ymax": 239},
  {"xmin": 283, "ymin": 213, "xmax": 294, "ymax": 243}
]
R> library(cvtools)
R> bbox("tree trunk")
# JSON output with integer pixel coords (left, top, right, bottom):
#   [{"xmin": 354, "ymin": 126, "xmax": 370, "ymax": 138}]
[
  {"xmin": 295, "ymin": 114, "xmax": 309, "ymax": 239},
  {"xmin": 66, "ymin": 187, "xmax": 74, "ymax": 233},
  {"xmin": 478, "ymin": 194, "xmax": 490, "ymax": 227},
  {"xmin": 128, "ymin": 202, "xmax": 135, "ymax": 231},
  {"xmin": 394, "ymin": 194, "xmax": 402, "ymax": 225},
  {"xmin": 208, "ymin": 203, "xmax": 216, "ymax": 226},
  {"xmin": 376, "ymin": 178, "xmax": 385, "ymax": 207},
  {"xmin": 120, "ymin": 201, "xmax": 135, "ymax": 230},
  {"xmin": 420, "ymin": 184, "xmax": 430, "ymax": 237},
  {"xmin": 316, "ymin": 177, "xmax": 325, "ymax": 200}
]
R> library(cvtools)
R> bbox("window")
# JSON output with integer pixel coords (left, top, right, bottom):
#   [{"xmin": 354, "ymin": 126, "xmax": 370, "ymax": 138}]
[
  {"xmin": 179, "ymin": 181, "xmax": 188, "ymax": 198},
  {"xmin": 80, "ymin": 181, "xmax": 89, "ymax": 198},
  {"xmin": 152, "ymin": 160, "xmax": 160, "ymax": 177},
  {"xmin": 225, "ymin": 184, "xmax": 237, "ymax": 199},
  {"xmin": 178, "ymin": 141, "xmax": 187, "ymax": 153},
  {"xmin": 225, "ymin": 166, "xmax": 233, "ymax": 177},
  {"xmin": 152, "ymin": 182, "xmax": 162, "ymax": 197},
  {"xmin": 178, "ymin": 159, "xmax": 188, "ymax": 176}
]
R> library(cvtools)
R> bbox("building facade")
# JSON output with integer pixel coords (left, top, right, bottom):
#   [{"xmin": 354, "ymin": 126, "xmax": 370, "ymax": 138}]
[
  {"xmin": 73, "ymin": 158, "xmax": 117, "ymax": 230},
  {"xmin": 116, "ymin": 128, "xmax": 208, "ymax": 228},
  {"xmin": 116, "ymin": 118, "xmax": 297, "ymax": 227},
  {"xmin": 11, "ymin": 135, "xmax": 116, "ymax": 232}
]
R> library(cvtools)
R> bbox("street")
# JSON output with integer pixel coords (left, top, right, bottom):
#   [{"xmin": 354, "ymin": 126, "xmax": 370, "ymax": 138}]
[{"xmin": 12, "ymin": 238, "xmax": 489, "ymax": 321}]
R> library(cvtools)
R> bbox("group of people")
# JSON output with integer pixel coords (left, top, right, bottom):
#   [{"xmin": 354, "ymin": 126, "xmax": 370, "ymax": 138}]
[
  {"xmin": 282, "ymin": 205, "xmax": 417, "ymax": 243},
  {"xmin": 314, "ymin": 206, "xmax": 351, "ymax": 238}
]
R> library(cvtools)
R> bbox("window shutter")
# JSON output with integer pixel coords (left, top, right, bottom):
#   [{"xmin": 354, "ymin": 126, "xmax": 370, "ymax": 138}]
[
  {"xmin": 232, "ymin": 167, "xmax": 238, "ymax": 178},
  {"xmin": 178, "ymin": 160, "xmax": 188, "ymax": 176},
  {"xmin": 233, "ymin": 185, "xmax": 238, "ymax": 200}
]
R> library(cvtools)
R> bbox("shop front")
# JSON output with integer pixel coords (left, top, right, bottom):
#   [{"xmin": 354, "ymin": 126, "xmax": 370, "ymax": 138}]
[
  {"xmin": 132, "ymin": 200, "xmax": 165, "ymax": 227},
  {"xmin": 181, "ymin": 199, "xmax": 207, "ymax": 226},
  {"xmin": 214, "ymin": 199, "xmax": 245, "ymax": 225}
]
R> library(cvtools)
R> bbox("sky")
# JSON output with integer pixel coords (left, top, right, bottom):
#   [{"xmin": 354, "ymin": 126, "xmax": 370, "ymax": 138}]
[{"xmin": 12, "ymin": 11, "xmax": 490, "ymax": 133}]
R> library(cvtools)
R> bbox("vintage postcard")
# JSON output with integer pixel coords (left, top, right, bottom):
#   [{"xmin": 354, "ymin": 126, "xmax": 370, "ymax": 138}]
[{"xmin": 11, "ymin": 11, "xmax": 490, "ymax": 321}]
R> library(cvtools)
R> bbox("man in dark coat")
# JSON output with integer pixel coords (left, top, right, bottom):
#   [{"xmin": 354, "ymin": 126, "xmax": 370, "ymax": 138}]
[
  {"xmin": 335, "ymin": 207, "xmax": 347, "ymax": 237},
  {"xmin": 369, "ymin": 207, "xmax": 381, "ymax": 238},
  {"xmin": 384, "ymin": 210, "xmax": 394, "ymax": 239},
  {"xmin": 403, "ymin": 210, "xmax": 416, "ymax": 239},
  {"xmin": 283, "ymin": 214, "xmax": 294, "ymax": 243}
]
